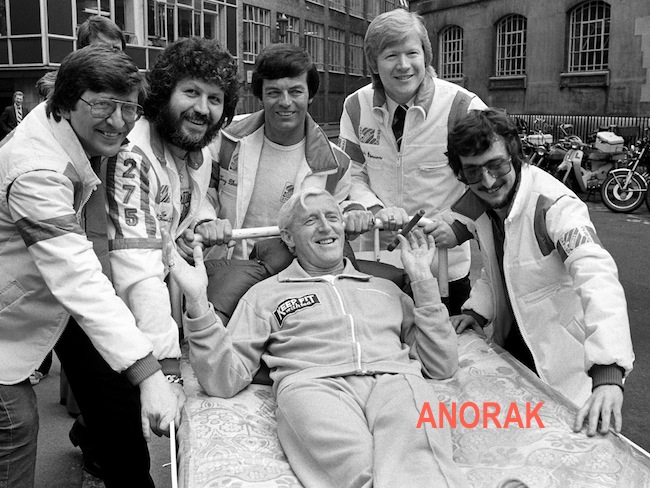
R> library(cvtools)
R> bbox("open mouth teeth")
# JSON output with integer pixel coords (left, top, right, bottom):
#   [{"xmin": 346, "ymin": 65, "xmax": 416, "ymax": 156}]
[
  {"xmin": 100, "ymin": 131, "xmax": 121, "ymax": 137},
  {"xmin": 485, "ymin": 186, "xmax": 501, "ymax": 194},
  {"xmin": 318, "ymin": 238, "xmax": 335, "ymax": 244}
]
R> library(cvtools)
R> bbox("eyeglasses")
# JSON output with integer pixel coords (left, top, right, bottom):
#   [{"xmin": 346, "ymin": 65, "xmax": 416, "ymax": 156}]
[
  {"xmin": 79, "ymin": 97, "xmax": 144, "ymax": 123},
  {"xmin": 460, "ymin": 157, "xmax": 513, "ymax": 184}
]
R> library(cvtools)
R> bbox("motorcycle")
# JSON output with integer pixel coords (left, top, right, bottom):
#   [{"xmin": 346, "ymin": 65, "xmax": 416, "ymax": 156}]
[
  {"xmin": 600, "ymin": 132, "xmax": 650, "ymax": 213},
  {"xmin": 555, "ymin": 134, "xmax": 627, "ymax": 198},
  {"xmin": 528, "ymin": 123, "xmax": 574, "ymax": 175}
]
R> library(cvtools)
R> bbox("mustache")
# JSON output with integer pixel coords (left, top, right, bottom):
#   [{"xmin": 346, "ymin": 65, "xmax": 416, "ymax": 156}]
[{"xmin": 184, "ymin": 111, "xmax": 211, "ymax": 125}]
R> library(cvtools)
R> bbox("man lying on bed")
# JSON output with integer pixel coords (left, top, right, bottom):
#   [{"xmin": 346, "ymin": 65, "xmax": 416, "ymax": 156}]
[{"xmin": 165, "ymin": 187, "xmax": 469, "ymax": 488}]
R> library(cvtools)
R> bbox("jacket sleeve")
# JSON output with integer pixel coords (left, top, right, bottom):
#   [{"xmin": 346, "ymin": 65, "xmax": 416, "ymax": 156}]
[
  {"xmin": 0, "ymin": 107, "xmax": 12, "ymax": 134},
  {"xmin": 400, "ymin": 278, "xmax": 459, "ymax": 379},
  {"xmin": 338, "ymin": 96, "xmax": 385, "ymax": 210},
  {"xmin": 545, "ymin": 194, "xmax": 634, "ymax": 377},
  {"xmin": 186, "ymin": 300, "xmax": 270, "ymax": 398},
  {"xmin": 105, "ymin": 151, "xmax": 182, "ymax": 373},
  {"xmin": 8, "ymin": 171, "xmax": 158, "ymax": 382}
]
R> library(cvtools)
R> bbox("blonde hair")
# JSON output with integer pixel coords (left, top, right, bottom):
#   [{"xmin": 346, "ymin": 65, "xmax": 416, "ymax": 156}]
[{"xmin": 364, "ymin": 9, "xmax": 433, "ymax": 89}]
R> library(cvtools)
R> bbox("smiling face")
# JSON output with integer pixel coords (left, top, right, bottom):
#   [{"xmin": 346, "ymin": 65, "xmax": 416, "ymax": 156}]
[
  {"xmin": 261, "ymin": 72, "xmax": 312, "ymax": 146},
  {"xmin": 460, "ymin": 137, "xmax": 518, "ymax": 210},
  {"xmin": 282, "ymin": 194, "xmax": 345, "ymax": 275},
  {"xmin": 62, "ymin": 89, "xmax": 137, "ymax": 157},
  {"xmin": 156, "ymin": 78, "xmax": 225, "ymax": 152},
  {"xmin": 376, "ymin": 31, "xmax": 426, "ymax": 104}
]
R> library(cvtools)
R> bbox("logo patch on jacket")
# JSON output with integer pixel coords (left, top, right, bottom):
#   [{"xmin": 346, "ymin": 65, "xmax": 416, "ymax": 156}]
[
  {"xmin": 359, "ymin": 126, "xmax": 380, "ymax": 145},
  {"xmin": 274, "ymin": 294, "xmax": 320, "ymax": 327},
  {"xmin": 557, "ymin": 225, "xmax": 599, "ymax": 261}
]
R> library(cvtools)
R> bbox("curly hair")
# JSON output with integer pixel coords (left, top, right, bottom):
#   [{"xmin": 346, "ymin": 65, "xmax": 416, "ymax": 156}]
[
  {"xmin": 144, "ymin": 37, "xmax": 240, "ymax": 130},
  {"xmin": 47, "ymin": 46, "xmax": 145, "ymax": 122},
  {"xmin": 251, "ymin": 43, "xmax": 319, "ymax": 100},
  {"xmin": 447, "ymin": 108, "xmax": 527, "ymax": 178}
]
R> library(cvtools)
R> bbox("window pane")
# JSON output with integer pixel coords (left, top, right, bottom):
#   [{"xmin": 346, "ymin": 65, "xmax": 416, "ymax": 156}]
[
  {"xmin": 495, "ymin": 14, "xmax": 526, "ymax": 76},
  {"xmin": 568, "ymin": 0, "xmax": 610, "ymax": 72},
  {"xmin": 439, "ymin": 25, "xmax": 463, "ymax": 79},
  {"xmin": 10, "ymin": 0, "xmax": 40, "ymax": 35}
]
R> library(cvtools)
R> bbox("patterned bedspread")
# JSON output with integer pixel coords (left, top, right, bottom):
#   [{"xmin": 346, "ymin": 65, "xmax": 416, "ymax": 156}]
[{"xmin": 177, "ymin": 331, "xmax": 650, "ymax": 487}]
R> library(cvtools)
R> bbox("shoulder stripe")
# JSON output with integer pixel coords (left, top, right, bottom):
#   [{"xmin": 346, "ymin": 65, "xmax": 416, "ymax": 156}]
[
  {"xmin": 534, "ymin": 195, "xmax": 556, "ymax": 256},
  {"xmin": 447, "ymin": 91, "xmax": 473, "ymax": 133},
  {"xmin": 16, "ymin": 214, "xmax": 83, "ymax": 247},
  {"xmin": 344, "ymin": 92, "xmax": 362, "ymax": 140}
]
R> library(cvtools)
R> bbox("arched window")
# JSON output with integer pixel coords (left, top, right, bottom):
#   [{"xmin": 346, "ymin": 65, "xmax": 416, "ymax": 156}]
[
  {"xmin": 495, "ymin": 14, "xmax": 527, "ymax": 76},
  {"xmin": 438, "ymin": 25, "xmax": 463, "ymax": 80},
  {"xmin": 568, "ymin": 0, "xmax": 610, "ymax": 72}
]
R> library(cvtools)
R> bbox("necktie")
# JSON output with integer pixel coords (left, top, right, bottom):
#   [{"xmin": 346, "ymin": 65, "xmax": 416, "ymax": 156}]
[
  {"xmin": 392, "ymin": 104, "xmax": 407, "ymax": 151},
  {"xmin": 16, "ymin": 106, "xmax": 22, "ymax": 124}
]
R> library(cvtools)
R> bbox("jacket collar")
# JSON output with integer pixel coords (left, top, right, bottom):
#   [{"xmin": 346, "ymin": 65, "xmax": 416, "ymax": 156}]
[
  {"xmin": 277, "ymin": 258, "xmax": 372, "ymax": 282},
  {"xmin": 222, "ymin": 110, "xmax": 340, "ymax": 173}
]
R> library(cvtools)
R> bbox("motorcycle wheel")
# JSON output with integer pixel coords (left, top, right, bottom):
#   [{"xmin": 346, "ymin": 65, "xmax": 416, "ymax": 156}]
[{"xmin": 600, "ymin": 172, "xmax": 647, "ymax": 213}]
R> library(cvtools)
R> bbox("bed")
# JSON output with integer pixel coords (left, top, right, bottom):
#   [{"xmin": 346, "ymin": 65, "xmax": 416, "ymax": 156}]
[
  {"xmin": 177, "ymin": 330, "xmax": 650, "ymax": 488},
  {"xmin": 175, "ymin": 225, "xmax": 650, "ymax": 488}
]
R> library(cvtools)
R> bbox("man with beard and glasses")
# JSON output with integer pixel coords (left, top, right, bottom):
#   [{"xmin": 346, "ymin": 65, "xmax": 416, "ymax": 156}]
[{"xmin": 445, "ymin": 108, "xmax": 634, "ymax": 438}]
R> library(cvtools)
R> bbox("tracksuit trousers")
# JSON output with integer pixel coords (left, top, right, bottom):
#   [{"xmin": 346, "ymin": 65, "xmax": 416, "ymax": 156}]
[{"xmin": 275, "ymin": 373, "xmax": 468, "ymax": 488}]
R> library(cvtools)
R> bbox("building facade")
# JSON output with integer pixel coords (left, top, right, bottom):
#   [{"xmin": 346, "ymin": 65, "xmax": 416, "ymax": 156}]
[
  {"xmin": 0, "ymin": 0, "xmax": 407, "ymax": 124},
  {"xmin": 410, "ymin": 0, "xmax": 650, "ymax": 117}
]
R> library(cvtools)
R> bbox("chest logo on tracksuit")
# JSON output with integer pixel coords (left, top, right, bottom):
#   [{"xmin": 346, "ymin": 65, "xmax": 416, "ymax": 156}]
[
  {"xmin": 274, "ymin": 294, "xmax": 320, "ymax": 327},
  {"xmin": 358, "ymin": 126, "xmax": 380, "ymax": 145}
]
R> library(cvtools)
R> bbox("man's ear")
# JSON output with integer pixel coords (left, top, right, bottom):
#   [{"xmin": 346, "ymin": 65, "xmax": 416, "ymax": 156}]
[
  {"xmin": 280, "ymin": 229, "xmax": 296, "ymax": 255},
  {"xmin": 59, "ymin": 107, "xmax": 71, "ymax": 121}
]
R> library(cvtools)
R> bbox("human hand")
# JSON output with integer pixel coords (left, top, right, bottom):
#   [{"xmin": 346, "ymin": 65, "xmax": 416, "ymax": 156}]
[
  {"xmin": 375, "ymin": 206, "xmax": 409, "ymax": 231},
  {"xmin": 450, "ymin": 314, "xmax": 484, "ymax": 336},
  {"xmin": 195, "ymin": 218, "xmax": 234, "ymax": 248},
  {"xmin": 573, "ymin": 384, "xmax": 624, "ymax": 436},
  {"xmin": 163, "ymin": 229, "xmax": 210, "ymax": 318},
  {"xmin": 138, "ymin": 371, "xmax": 182, "ymax": 441},
  {"xmin": 423, "ymin": 219, "xmax": 459, "ymax": 248},
  {"xmin": 175, "ymin": 229, "xmax": 205, "ymax": 263},
  {"xmin": 343, "ymin": 209, "xmax": 375, "ymax": 238},
  {"xmin": 397, "ymin": 229, "xmax": 435, "ymax": 282}
]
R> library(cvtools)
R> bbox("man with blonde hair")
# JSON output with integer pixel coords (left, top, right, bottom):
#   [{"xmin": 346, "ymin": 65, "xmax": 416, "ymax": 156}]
[{"xmin": 339, "ymin": 8, "xmax": 487, "ymax": 314}]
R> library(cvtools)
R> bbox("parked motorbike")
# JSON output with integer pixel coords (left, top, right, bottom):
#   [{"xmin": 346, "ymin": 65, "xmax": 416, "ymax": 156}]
[
  {"xmin": 555, "ymin": 135, "xmax": 627, "ymax": 198},
  {"xmin": 527, "ymin": 123, "xmax": 574, "ymax": 175},
  {"xmin": 600, "ymin": 132, "xmax": 650, "ymax": 213}
]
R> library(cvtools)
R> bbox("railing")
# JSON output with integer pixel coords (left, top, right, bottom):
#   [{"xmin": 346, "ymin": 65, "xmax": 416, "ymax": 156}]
[{"xmin": 512, "ymin": 114, "xmax": 650, "ymax": 146}]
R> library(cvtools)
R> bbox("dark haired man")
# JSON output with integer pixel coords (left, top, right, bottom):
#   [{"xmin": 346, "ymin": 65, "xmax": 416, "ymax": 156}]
[
  {"xmin": 0, "ymin": 46, "xmax": 180, "ymax": 488},
  {"xmin": 0, "ymin": 90, "xmax": 28, "ymax": 138},
  {"xmin": 200, "ymin": 43, "xmax": 353, "ymax": 259},
  {"xmin": 445, "ymin": 108, "xmax": 634, "ymax": 437},
  {"xmin": 77, "ymin": 14, "xmax": 126, "ymax": 51}
]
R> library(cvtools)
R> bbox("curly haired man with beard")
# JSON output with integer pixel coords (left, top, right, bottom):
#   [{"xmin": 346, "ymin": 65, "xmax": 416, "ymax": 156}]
[{"xmin": 67, "ymin": 37, "xmax": 239, "ymax": 485}]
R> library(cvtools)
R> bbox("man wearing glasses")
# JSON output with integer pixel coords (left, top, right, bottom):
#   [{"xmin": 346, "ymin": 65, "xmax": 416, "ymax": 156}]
[
  {"xmin": 0, "ymin": 46, "xmax": 181, "ymax": 488},
  {"xmin": 444, "ymin": 108, "xmax": 634, "ymax": 438}
]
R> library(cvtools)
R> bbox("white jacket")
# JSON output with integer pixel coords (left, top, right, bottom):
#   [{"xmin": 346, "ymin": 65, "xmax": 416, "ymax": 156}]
[
  {"xmin": 338, "ymin": 71, "xmax": 487, "ymax": 280},
  {"xmin": 0, "ymin": 104, "xmax": 156, "ymax": 384},
  {"xmin": 106, "ymin": 118, "xmax": 216, "ymax": 368},
  {"xmin": 453, "ymin": 165, "xmax": 634, "ymax": 405}
]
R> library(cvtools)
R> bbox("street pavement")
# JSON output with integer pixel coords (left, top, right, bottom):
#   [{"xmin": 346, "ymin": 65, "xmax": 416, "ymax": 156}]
[
  {"xmin": 33, "ymin": 195, "xmax": 650, "ymax": 486},
  {"xmin": 33, "ymin": 354, "xmax": 172, "ymax": 488}
]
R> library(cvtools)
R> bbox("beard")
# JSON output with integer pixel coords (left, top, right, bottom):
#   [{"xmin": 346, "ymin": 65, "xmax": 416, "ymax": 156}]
[
  {"xmin": 154, "ymin": 104, "xmax": 221, "ymax": 152},
  {"xmin": 488, "ymin": 182, "xmax": 518, "ymax": 209}
]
